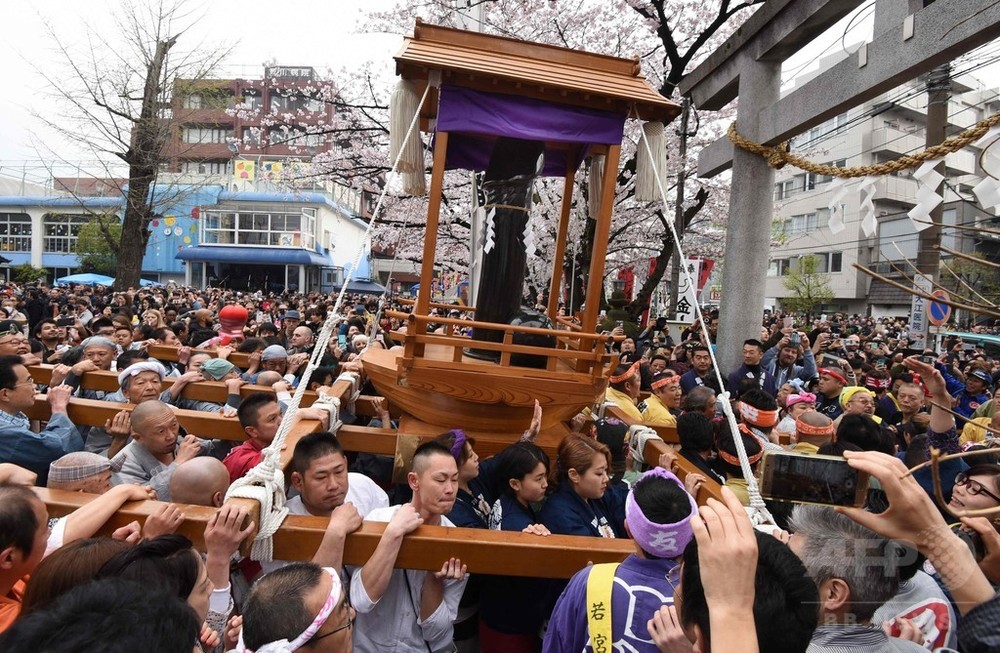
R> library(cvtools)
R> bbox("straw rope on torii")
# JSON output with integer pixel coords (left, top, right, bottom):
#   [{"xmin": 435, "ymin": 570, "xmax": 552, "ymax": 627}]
[
  {"xmin": 224, "ymin": 81, "xmax": 435, "ymax": 563},
  {"xmin": 726, "ymin": 110, "xmax": 1000, "ymax": 177}
]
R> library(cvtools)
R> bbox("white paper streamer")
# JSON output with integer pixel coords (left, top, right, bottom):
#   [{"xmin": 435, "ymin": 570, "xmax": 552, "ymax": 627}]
[
  {"xmin": 484, "ymin": 207, "xmax": 496, "ymax": 254},
  {"xmin": 858, "ymin": 176, "xmax": 878, "ymax": 237},
  {"xmin": 973, "ymin": 177, "xmax": 1000, "ymax": 209},
  {"xmin": 973, "ymin": 125, "xmax": 1000, "ymax": 150},
  {"xmin": 907, "ymin": 159, "xmax": 944, "ymax": 232},
  {"xmin": 523, "ymin": 216, "xmax": 536, "ymax": 258},
  {"xmin": 826, "ymin": 178, "xmax": 848, "ymax": 235}
]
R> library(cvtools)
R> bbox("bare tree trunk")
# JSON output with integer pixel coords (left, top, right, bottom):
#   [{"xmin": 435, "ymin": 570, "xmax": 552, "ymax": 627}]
[{"xmin": 115, "ymin": 36, "xmax": 176, "ymax": 291}]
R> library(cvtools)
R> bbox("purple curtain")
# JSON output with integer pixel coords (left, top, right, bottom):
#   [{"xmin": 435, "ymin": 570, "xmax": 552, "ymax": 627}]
[{"xmin": 434, "ymin": 84, "xmax": 626, "ymax": 177}]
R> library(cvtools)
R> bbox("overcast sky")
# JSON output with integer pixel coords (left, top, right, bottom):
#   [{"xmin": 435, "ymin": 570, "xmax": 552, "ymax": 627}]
[
  {"xmin": 0, "ymin": 0, "xmax": 399, "ymax": 179},
  {"xmin": 8, "ymin": 1, "xmax": 984, "ymax": 187}
]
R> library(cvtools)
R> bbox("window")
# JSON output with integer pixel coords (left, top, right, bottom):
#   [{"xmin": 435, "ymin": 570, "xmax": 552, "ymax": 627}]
[
  {"xmin": 768, "ymin": 259, "xmax": 791, "ymax": 277},
  {"xmin": 270, "ymin": 94, "xmax": 325, "ymax": 113},
  {"xmin": 182, "ymin": 127, "xmax": 234, "ymax": 144},
  {"xmin": 183, "ymin": 94, "xmax": 203, "ymax": 109},
  {"xmin": 815, "ymin": 160, "xmax": 846, "ymax": 185},
  {"xmin": 830, "ymin": 252, "xmax": 843, "ymax": 272},
  {"xmin": 202, "ymin": 207, "xmax": 315, "ymax": 249},
  {"xmin": 243, "ymin": 128, "xmax": 261, "ymax": 146},
  {"xmin": 180, "ymin": 160, "xmax": 228, "ymax": 175},
  {"xmin": 267, "ymin": 127, "xmax": 327, "ymax": 149},
  {"xmin": 774, "ymin": 179, "xmax": 796, "ymax": 201},
  {"xmin": 241, "ymin": 92, "xmax": 262, "ymax": 110},
  {"xmin": 43, "ymin": 214, "xmax": 94, "ymax": 253},
  {"xmin": 0, "ymin": 213, "xmax": 31, "ymax": 252}
]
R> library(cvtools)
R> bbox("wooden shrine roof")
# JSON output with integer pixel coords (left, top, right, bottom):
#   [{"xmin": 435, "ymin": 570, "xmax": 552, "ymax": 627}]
[{"xmin": 395, "ymin": 20, "xmax": 680, "ymax": 123}]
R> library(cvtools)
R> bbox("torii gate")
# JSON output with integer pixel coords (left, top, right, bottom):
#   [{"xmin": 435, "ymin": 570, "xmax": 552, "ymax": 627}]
[{"xmin": 679, "ymin": 0, "xmax": 1000, "ymax": 373}]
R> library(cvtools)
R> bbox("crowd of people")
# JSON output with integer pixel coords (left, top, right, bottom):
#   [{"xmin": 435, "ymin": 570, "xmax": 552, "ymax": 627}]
[{"xmin": 1, "ymin": 279, "xmax": 1000, "ymax": 652}]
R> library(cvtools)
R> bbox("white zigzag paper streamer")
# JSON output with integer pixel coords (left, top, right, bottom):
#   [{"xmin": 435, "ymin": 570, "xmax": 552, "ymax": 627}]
[
  {"xmin": 826, "ymin": 178, "xmax": 848, "ymax": 235},
  {"xmin": 972, "ymin": 177, "xmax": 1000, "ymax": 209},
  {"xmin": 907, "ymin": 159, "xmax": 944, "ymax": 232},
  {"xmin": 484, "ymin": 207, "xmax": 496, "ymax": 254},
  {"xmin": 523, "ymin": 216, "xmax": 536, "ymax": 258},
  {"xmin": 858, "ymin": 176, "xmax": 878, "ymax": 238}
]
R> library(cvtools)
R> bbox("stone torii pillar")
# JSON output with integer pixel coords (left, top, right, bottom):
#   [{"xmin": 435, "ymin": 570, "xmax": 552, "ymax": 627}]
[{"xmin": 714, "ymin": 60, "xmax": 780, "ymax": 376}]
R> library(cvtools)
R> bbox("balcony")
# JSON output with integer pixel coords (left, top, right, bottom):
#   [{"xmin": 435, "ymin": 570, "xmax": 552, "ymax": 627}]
[
  {"xmin": 865, "ymin": 125, "xmax": 925, "ymax": 158},
  {"xmin": 873, "ymin": 176, "xmax": 919, "ymax": 208}
]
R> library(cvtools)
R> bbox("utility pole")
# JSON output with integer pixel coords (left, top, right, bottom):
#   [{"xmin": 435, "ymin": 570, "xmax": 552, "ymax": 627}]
[
  {"xmin": 916, "ymin": 61, "xmax": 951, "ymax": 280},
  {"xmin": 668, "ymin": 97, "xmax": 691, "ymax": 318}
]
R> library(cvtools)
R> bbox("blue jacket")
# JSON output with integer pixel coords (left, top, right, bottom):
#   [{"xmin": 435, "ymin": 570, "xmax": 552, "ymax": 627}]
[
  {"xmin": 0, "ymin": 412, "xmax": 84, "ymax": 486},
  {"xmin": 540, "ymin": 482, "xmax": 628, "ymax": 539},
  {"xmin": 761, "ymin": 345, "xmax": 817, "ymax": 395},
  {"xmin": 448, "ymin": 456, "xmax": 500, "ymax": 529}
]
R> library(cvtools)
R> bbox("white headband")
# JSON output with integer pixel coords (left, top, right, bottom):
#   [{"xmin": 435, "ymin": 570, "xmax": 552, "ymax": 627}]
[{"xmin": 237, "ymin": 567, "xmax": 344, "ymax": 653}]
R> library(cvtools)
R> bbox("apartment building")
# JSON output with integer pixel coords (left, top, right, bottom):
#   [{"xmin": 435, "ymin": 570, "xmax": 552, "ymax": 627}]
[
  {"xmin": 164, "ymin": 65, "xmax": 336, "ymax": 177},
  {"xmin": 764, "ymin": 57, "xmax": 999, "ymax": 317}
]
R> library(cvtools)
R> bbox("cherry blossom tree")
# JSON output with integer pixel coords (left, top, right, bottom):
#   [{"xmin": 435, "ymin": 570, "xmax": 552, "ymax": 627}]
[{"xmin": 248, "ymin": 1, "xmax": 762, "ymax": 317}]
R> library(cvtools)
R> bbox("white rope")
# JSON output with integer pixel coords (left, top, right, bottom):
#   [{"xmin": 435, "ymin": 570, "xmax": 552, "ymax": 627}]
[
  {"xmin": 225, "ymin": 80, "xmax": 435, "ymax": 560},
  {"xmin": 633, "ymin": 107, "xmax": 774, "ymax": 525}
]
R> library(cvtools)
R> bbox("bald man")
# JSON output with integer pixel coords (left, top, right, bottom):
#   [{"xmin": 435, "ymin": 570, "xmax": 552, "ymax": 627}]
[
  {"xmin": 287, "ymin": 326, "xmax": 315, "ymax": 355},
  {"xmin": 168, "ymin": 457, "xmax": 230, "ymax": 507},
  {"xmin": 793, "ymin": 411, "xmax": 835, "ymax": 455},
  {"xmin": 109, "ymin": 401, "xmax": 206, "ymax": 500}
]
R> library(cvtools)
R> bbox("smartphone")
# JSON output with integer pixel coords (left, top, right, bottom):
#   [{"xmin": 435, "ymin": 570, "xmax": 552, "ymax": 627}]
[
  {"xmin": 338, "ymin": 333, "xmax": 347, "ymax": 347},
  {"xmin": 615, "ymin": 320, "xmax": 623, "ymax": 329},
  {"xmin": 759, "ymin": 451, "xmax": 870, "ymax": 508},
  {"xmin": 783, "ymin": 316, "xmax": 793, "ymax": 329},
  {"xmin": 789, "ymin": 332, "xmax": 801, "ymax": 346},
  {"xmin": 56, "ymin": 317, "xmax": 74, "ymax": 327},
  {"xmin": 820, "ymin": 353, "xmax": 841, "ymax": 367},
  {"xmin": 920, "ymin": 355, "xmax": 937, "ymax": 365},
  {"xmin": 876, "ymin": 358, "xmax": 887, "ymax": 369}
]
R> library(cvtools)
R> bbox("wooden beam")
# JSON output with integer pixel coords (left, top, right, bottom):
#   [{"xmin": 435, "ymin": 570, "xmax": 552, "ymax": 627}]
[
  {"xmin": 36, "ymin": 488, "xmax": 632, "ymax": 578},
  {"xmin": 415, "ymin": 131, "xmax": 450, "ymax": 318},
  {"xmin": 600, "ymin": 406, "xmax": 726, "ymax": 506},
  {"xmin": 581, "ymin": 144, "xmax": 622, "ymax": 333},
  {"xmin": 547, "ymin": 158, "xmax": 577, "ymax": 322},
  {"xmin": 147, "ymin": 344, "xmax": 252, "ymax": 369},
  {"xmin": 28, "ymin": 365, "xmax": 321, "ymax": 408}
]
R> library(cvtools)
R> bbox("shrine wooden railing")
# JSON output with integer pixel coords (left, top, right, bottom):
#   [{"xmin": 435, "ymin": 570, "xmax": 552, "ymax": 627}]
[{"xmin": 388, "ymin": 310, "xmax": 618, "ymax": 380}]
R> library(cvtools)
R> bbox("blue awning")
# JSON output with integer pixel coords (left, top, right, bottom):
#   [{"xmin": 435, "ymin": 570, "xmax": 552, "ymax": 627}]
[{"xmin": 176, "ymin": 246, "xmax": 332, "ymax": 266}]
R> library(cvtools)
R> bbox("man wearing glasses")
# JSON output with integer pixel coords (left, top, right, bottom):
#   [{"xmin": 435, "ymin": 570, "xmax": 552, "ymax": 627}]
[
  {"xmin": 0, "ymin": 356, "xmax": 83, "ymax": 485},
  {"xmin": 0, "ymin": 321, "xmax": 39, "ymax": 366},
  {"xmin": 241, "ymin": 563, "xmax": 354, "ymax": 652}
]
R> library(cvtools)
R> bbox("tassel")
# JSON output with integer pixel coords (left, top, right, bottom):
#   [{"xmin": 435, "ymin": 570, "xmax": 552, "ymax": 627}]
[
  {"xmin": 588, "ymin": 155, "xmax": 604, "ymax": 219},
  {"xmin": 390, "ymin": 80, "xmax": 424, "ymax": 175},
  {"xmin": 635, "ymin": 121, "xmax": 666, "ymax": 202}
]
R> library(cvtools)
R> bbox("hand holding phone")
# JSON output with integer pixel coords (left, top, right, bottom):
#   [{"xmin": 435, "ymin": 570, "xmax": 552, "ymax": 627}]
[{"xmin": 760, "ymin": 451, "xmax": 870, "ymax": 508}]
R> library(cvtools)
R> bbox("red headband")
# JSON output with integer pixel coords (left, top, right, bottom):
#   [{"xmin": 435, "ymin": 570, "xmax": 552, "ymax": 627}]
[
  {"xmin": 865, "ymin": 376, "xmax": 891, "ymax": 391},
  {"xmin": 819, "ymin": 367, "xmax": 847, "ymax": 385},
  {"xmin": 719, "ymin": 448, "xmax": 764, "ymax": 467},
  {"xmin": 738, "ymin": 401, "xmax": 780, "ymax": 428},
  {"xmin": 796, "ymin": 417, "xmax": 835, "ymax": 438},
  {"xmin": 609, "ymin": 360, "xmax": 640, "ymax": 384},
  {"xmin": 651, "ymin": 375, "xmax": 681, "ymax": 390}
]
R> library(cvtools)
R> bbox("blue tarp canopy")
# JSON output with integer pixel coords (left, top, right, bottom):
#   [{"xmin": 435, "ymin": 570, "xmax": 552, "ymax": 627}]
[
  {"xmin": 176, "ymin": 246, "xmax": 332, "ymax": 266},
  {"xmin": 55, "ymin": 273, "xmax": 114, "ymax": 286},
  {"xmin": 332, "ymin": 278, "xmax": 386, "ymax": 294}
]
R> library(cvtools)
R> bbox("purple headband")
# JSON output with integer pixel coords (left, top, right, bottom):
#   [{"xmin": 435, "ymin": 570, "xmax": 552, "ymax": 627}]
[
  {"xmin": 449, "ymin": 429, "xmax": 468, "ymax": 460},
  {"xmin": 625, "ymin": 467, "xmax": 697, "ymax": 558}
]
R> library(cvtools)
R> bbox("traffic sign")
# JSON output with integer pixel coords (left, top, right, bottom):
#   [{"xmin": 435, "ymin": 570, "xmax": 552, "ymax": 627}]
[{"xmin": 927, "ymin": 289, "xmax": 952, "ymax": 326}]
